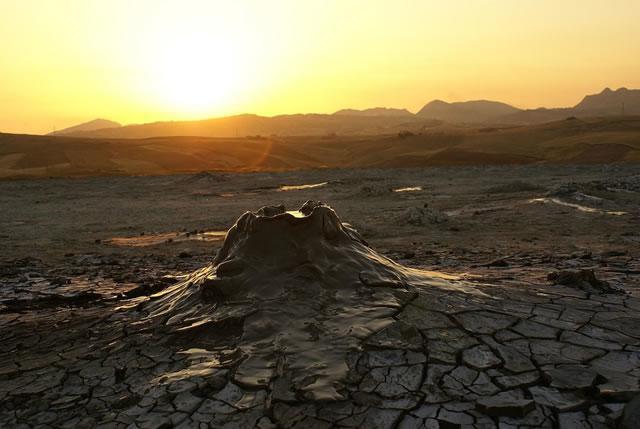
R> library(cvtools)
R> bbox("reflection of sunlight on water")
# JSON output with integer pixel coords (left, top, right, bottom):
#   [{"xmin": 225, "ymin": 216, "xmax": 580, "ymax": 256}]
[
  {"xmin": 393, "ymin": 186, "xmax": 422, "ymax": 193},
  {"xmin": 529, "ymin": 198, "xmax": 627, "ymax": 216},
  {"xmin": 280, "ymin": 182, "xmax": 328, "ymax": 191},
  {"xmin": 106, "ymin": 231, "xmax": 227, "ymax": 247}
]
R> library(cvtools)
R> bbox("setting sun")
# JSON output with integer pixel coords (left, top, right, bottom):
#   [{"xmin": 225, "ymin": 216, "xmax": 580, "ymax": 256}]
[{"xmin": 145, "ymin": 29, "xmax": 246, "ymax": 116}]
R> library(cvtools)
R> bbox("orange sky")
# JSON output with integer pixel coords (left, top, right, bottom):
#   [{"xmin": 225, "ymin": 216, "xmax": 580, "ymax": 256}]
[{"xmin": 1, "ymin": 0, "xmax": 639, "ymax": 134}]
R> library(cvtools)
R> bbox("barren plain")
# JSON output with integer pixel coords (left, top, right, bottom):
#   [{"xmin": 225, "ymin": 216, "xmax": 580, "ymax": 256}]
[{"xmin": 1, "ymin": 164, "xmax": 640, "ymax": 428}]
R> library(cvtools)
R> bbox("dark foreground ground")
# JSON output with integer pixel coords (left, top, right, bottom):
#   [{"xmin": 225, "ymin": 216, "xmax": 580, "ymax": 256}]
[{"xmin": 1, "ymin": 164, "xmax": 639, "ymax": 428}]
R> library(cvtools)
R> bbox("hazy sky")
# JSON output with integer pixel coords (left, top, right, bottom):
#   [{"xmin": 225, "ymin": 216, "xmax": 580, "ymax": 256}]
[{"xmin": 1, "ymin": 0, "xmax": 639, "ymax": 134}]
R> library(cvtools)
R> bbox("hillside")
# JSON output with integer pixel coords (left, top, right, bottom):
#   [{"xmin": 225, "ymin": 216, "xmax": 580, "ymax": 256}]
[
  {"xmin": 49, "ymin": 118, "xmax": 121, "ymax": 136},
  {"xmin": 417, "ymin": 99, "xmax": 521, "ymax": 123},
  {"xmin": 60, "ymin": 113, "xmax": 439, "ymax": 139},
  {"xmin": 496, "ymin": 107, "xmax": 574, "ymax": 125},
  {"xmin": 496, "ymin": 88, "xmax": 640, "ymax": 125},
  {"xmin": 333, "ymin": 107, "xmax": 413, "ymax": 117},
  {"xmin": 574, "ymin": 87, "xmax": 640, "ymax": 115},
  {"xmin": 2, "ymin": 116, "xmax": 639, "ymax": 179}
]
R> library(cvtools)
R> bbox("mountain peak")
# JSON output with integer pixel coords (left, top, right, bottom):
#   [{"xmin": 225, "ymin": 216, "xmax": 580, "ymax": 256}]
[
  {"xmin": 417, "ymin": 99, "xmax": 520, "ymax": 123},
  {"xmin": 423, "ymin": 99, "xmax": 449, "ymax": 107},
  {"xmin": 574, "ymin": 87, "xmax": 640, "ymax": 113},
  {"xmin": 50, "ymin": 118, "xmax": 121, "ymax": 136}
]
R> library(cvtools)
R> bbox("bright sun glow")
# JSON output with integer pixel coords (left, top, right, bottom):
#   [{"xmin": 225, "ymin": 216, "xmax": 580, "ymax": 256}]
[{"xmin": 145, "ymin": 27, "xmax": 247, "ymax": 116}]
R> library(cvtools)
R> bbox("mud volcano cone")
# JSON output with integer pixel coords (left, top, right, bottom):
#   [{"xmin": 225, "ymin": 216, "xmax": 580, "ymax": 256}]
[{"xmin": 140, "ymin": 201, "xmax": 459, "ymax": 400}]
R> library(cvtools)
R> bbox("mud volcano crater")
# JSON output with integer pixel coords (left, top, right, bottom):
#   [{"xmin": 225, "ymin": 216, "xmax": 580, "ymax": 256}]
[{"xmin": 140, "ymin": 201, "xmax": 458, "ymax": 400}]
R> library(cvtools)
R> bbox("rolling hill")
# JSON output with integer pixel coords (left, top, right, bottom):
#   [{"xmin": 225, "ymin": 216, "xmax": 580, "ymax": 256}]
[
  {"xmin": 55, "ymin": 113, "xmax": 440, "ymax": 140},
  {"xmin": 333, "ymin": 107, "xmax": 414, "ymax": 117},
  {"xmin": 416, "ymin": 99, "xmax": 521, "ymax": 123},
  {"xmin": 49, "ymin": 118, "xmax": 121, "ymax": 136},
  {"xmin": 2, "ymin": 116, "xmax": 639, "ymax": 179}
]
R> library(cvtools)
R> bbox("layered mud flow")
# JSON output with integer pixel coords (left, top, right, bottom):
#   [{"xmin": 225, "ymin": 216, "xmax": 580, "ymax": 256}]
[
  {"xmin": 141, "ymin": 201, "xmax": 460, "ymax": 400},
  {"xmin": 1, "ymin": 197, "xmax": 639, "ymax": 428}
]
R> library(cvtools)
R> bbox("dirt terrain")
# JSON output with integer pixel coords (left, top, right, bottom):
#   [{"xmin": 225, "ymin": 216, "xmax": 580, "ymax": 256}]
[
  {"xmin": 2, "ymin": 117, "xmax": 640, "ymax": 179},
  {"xmin": 1, "ymin": 164, "xmax": 640, "ymax": 428}
]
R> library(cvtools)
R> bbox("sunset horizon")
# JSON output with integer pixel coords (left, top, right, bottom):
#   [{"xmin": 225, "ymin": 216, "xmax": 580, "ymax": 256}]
[
  {"xmin": 31, "ymin": 85, "xmax": 640, "ymax": 135},
  {"xmin": 2, "ymin": 0, "xmax": 640, "ymax": 134}
]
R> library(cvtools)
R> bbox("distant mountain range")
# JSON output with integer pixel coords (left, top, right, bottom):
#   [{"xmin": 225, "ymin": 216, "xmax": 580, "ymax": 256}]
[{"xmin": 53, "ymin": 87, "xmax": 640, "ymax": 139}]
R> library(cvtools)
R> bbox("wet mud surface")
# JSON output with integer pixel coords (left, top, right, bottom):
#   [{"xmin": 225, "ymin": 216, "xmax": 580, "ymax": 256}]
[{"xmin": 1, "ymin": 164, "xmax": 640, "ymax": 428}]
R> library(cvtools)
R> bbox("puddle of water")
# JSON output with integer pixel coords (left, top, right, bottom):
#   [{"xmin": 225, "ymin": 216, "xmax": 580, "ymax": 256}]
[
  {"xmin": 106, "ymin": 230, "xmax": 227, "ymax": 247},
  {"xmin": 280, "ymin": 182, "xmax": 328, "ymax": 191},
  {"xmin": 529, "ymin": 198, "xmax": 627, "ymax": 216},
  {"xmin": 393, "ymin": 186, "xmax": 422, "ymax": 193}
]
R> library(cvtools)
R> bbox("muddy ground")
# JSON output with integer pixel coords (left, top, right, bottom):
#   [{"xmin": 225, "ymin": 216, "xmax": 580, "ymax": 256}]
[{"xmin": 1, "ymin": 164, "xmax": 639, "ymax": 428}]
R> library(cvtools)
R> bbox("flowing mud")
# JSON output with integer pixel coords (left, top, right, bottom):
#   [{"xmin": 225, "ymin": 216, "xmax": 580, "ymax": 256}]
[{"xmin": 140, "ymin": 201, "xmax": 464, "ymax": 400}]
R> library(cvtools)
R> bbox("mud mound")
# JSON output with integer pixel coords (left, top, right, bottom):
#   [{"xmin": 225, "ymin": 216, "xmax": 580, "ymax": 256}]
[{"xmin": 139, "ymin": 201, "xmax": 460, "ymax": 400}]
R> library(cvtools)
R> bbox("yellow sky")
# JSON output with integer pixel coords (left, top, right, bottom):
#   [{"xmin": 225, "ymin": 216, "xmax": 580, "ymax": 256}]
[{"xmin": 1, "ymin": 0, "xmax": 639, "ymax": 134}]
